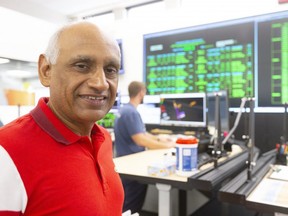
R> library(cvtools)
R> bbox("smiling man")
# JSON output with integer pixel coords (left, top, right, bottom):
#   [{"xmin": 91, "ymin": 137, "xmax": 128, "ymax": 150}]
[{"xmin": 0, "ymin": 22, "xmax": 124, "ymax": 215}]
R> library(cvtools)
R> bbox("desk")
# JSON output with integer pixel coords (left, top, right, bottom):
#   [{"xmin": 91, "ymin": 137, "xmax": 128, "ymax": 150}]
[
  {"xmin": 246, "ymin": 167, "xmax": 288, "ymax": 214},
  {"xmin": 218, "ymin": 150, "xmax": 288, "ymax": 215},
  {"xmin": 113, "ymin": 145, "xmax": 245, "ymax": 216}
]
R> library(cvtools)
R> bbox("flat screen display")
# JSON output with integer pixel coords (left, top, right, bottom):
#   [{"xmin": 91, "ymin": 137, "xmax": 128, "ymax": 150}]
[
  {"xmin": 117, "ymin": 39, "xmax": 125, "ymax": 75},
  {"xmin": 97, "ymin": 109, "xmax": 118, "ymax": 129},
  {"xmin": 257, "ymin": 14, "xmax": 288, "ymax": 107},
  {"xmin": 143, "ymin": 19, "xmax": 254, "ymax": 108},
  {"xmin": 143, "ymin": 11, "xmax": 288, "ymax": 112},
  {"xmin": 207, "ymin": 90, "xmax": 230, "ymax": 133},
  {"xmin": 160, "ymin": 93, "xmax": 206, "ymax": 127},
  {"xmin": 138, "ymin": 95, "xmax": 161, "ymax": 125}
]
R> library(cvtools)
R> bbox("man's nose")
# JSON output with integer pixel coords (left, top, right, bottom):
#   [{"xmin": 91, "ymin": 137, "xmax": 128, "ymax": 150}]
[{"xmin": 87, "ymin": 68, "xmax": 109, "ymax": 90}]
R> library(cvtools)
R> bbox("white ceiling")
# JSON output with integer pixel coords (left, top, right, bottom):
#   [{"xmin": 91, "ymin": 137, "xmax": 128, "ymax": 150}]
[{"xmin": 0, "ymin": 0, "xmax": 160, "ymax": 23}]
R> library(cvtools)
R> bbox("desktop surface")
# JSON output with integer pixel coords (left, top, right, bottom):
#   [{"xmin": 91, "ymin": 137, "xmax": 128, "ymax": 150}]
[
  {"xmin": 113, "ymin": 145, "xmax": 244, "ymax": 186},
  {"xmin": 246, "ymin": 166, "xmax": 288, "ymax": 214}
]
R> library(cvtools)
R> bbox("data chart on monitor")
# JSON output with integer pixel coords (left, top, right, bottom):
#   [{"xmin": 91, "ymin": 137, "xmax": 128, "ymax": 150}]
[{"xmin": 144, "ymin": 21, "xmax": 254, "ymax": 107}]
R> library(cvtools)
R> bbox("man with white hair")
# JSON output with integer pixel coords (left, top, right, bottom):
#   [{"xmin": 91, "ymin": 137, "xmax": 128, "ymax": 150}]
[{"xmin": 0, "ymin": 22, "xmax": 124, "ymax": 215}]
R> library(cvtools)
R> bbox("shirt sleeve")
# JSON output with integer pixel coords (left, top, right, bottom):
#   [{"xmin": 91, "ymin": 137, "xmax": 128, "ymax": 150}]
[
  {"xmin": 0, "ymin": 146, "xmax": 27, "ymax": 215},
  {"xmin": 122, "ymin": 110, "xmax": 145, "ymax": 137}
]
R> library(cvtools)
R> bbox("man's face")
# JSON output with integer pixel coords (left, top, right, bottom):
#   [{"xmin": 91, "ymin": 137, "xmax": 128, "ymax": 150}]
[{"xmin": 39, "ymin": 24, "xmax": 120, "ymax": 128}]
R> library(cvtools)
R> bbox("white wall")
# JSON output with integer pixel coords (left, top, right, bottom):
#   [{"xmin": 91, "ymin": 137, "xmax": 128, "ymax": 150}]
[
  {"xmin": 0, "ymin": 6, "xmax": 58, "ymax": 62},
  {"xmin": 0, "ymin": 6, "xmax": 57, "ymax": 123}
]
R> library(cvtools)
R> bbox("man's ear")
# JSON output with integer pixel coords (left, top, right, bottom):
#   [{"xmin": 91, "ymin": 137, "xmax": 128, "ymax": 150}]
[{"xmin": 38, "ymin": 54, "xmax": 51, "ymax": 87}]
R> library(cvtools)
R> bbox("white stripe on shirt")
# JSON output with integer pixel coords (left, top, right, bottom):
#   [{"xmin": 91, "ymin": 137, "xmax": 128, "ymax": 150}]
[{"xmin": 0, "ymin": 146, "xmax": 27, "ymax": 212}]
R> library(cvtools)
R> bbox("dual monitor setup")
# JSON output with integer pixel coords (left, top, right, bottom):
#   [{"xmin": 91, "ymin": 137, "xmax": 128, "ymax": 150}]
[
  {"xmin": 97, "ymin": 91, "xmax": 230, "ymax": 137},
  {"xmin": 142, "ymin": 10, "xmax": 288, "ymax": 112},
  {"xmin": 103, "ymin": 10, "xmax": 288, "ymax": 132}
]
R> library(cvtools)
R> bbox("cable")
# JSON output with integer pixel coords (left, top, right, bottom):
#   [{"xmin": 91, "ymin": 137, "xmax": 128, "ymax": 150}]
[{"xmin": 222, "ymin": 97, "xmax": 248, "ymax": 145}]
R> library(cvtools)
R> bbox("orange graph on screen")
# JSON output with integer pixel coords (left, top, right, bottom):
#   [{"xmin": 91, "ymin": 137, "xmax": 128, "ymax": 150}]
[{"xmin": 173, "ymin": 100, "xmax": 197, "ymax": 120}]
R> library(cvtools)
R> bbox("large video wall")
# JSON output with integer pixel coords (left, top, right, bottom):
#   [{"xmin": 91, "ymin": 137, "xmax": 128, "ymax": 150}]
[{"xmin": 143, "ymin": 11, "xmax": 288, "ymax": 109}]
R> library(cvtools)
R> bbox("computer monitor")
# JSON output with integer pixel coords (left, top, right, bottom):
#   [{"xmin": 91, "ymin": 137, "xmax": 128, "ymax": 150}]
[
  {"xmin": 112, "ymin": 93, "xmax": 120, "ymax": 109},
  {"xmin": 159, "ymin": 93, "xmax": 206, "ymax": 127},
  {"xmin": 97, "ymin": 109, "xmax": 118, "ymax": 129},
  {"xmin": 143, "ymin": 19, "xmax": 254, "ymax": 108},
  {"xmin": 207, "ymin": 90, "xmax": 230, "ymax": 134},
  {"xmin": 116, "ymin": 39, "xmax": 125, "ymax": 75},
  {"xmin": 119, "ymin": 95, "xmax": 129, "ymax": 105},
  {"xmin": 138, "ymin": 95, "xmax": 161, "ymax": 125}
]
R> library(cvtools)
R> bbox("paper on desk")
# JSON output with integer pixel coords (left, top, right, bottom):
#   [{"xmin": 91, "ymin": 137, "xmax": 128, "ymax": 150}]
[
  {"xmin": 269, "ymin": 165, "xmax": 288, "ymax": 181},
  {"xmin": 275, "ymin": 213, "xmax": 288, "ymax": 216},
  {"xmin": 247, "ymin": 178, "xmax": 284, "ymax": 204}
]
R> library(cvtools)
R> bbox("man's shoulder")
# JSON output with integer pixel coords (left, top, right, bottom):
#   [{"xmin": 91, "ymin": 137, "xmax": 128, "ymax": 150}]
[
  {"xmin": 120, "ymin": 104, "xmax": 136, "ymax": 113},
  {"xmin": 0, "ymin": 114, "xmax": 35, "ymax": 140}
]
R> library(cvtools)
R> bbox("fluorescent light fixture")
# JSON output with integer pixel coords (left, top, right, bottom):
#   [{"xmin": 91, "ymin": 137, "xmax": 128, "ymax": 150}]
[
  {"xmin": 4, "ymin": 70, "xmax": 35, "ymax": 79},
  {"xmin": 0, "ymin": 57, "xmax": 10, "ymax": 64}
]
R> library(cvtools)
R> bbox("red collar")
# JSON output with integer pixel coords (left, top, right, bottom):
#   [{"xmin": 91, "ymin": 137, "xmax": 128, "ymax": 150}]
[{"xmin": 30, "ymin": 97, "xmax": 104, "ymax": 145}]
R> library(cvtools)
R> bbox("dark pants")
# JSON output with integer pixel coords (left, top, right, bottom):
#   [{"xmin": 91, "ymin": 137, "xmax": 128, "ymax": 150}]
[{"xmin": 121, "ymin": 178, "xmax": 148, "ymax": 214}]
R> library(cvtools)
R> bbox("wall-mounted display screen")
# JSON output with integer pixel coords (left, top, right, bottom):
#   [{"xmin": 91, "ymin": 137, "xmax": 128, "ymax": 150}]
[
  {"xmin": 160, "ymin": 93, "xmax": 206, "ymax": 127},
  {"xmin": 97, "ymin": 110, "xmax": 118, "ymax": 129},
  {"xmin": 257, "ymin": 15, "xmax": 288, "ymax": 107},
  {"xmin": 143, "ymin": 11, "xmax": 288, "ymax": 111},
  {"xmin": 112, "ymin": 92, "xmax": 120, "ymax": 109},
  {"xmin": 117, "ymin": 39, "xmax": 125, "ymax": 75},
  {"xmin": 144, "ymin": 20, "xmax": 254, "ymax": 108}
]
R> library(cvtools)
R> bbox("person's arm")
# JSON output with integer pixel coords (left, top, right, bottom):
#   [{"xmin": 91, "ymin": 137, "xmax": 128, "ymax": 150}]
[{"xmin": 131, "ymin": 132, "xmax": 175, "ymax": 149}]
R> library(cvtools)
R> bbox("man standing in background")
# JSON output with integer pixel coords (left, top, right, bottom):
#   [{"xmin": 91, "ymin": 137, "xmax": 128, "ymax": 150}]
[{"xmin": 114, "ymin": 81, "xmax": 175, "ymax": 213}]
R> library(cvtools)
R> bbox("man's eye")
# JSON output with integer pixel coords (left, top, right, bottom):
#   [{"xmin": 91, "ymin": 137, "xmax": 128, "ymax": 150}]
[
  {"xmin": 75, "ymin": 63, "xmax": 89, "ymax": 70},
  {"xmin": 105, "ymin": 67, "xmax": 118, "ymax": 75}
]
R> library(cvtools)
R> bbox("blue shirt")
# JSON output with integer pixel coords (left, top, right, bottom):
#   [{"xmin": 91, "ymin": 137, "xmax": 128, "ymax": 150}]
[{"xmin": 114, "ymin": 103, "xmax": 146, "ymax": 157}]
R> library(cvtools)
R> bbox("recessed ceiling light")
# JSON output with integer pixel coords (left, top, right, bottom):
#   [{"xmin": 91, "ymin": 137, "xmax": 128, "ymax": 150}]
[{"xmin": 0, "ymin": 57, "xmax": 10, "ymax": 64}]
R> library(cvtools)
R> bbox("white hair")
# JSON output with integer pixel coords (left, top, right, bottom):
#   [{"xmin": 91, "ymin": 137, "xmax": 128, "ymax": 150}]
[
  {"xmin": 44, "ymin": 30, "xmax": 60, "ymax": 65},
  {"xmin": 44, "ymin": 24, "xmax": 72, "ymax": 65}
]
